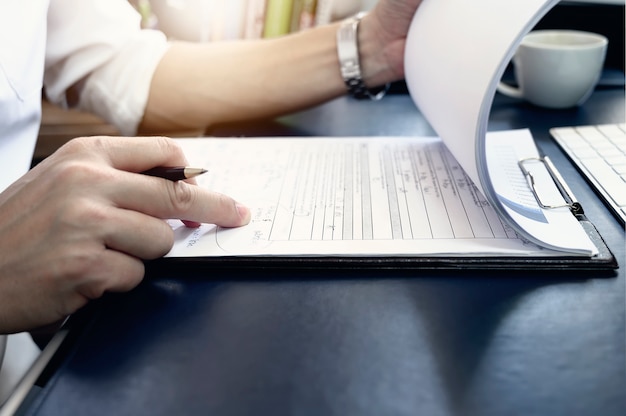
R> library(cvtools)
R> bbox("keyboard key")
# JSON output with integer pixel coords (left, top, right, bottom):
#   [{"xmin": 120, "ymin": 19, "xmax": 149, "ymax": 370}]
[
  {"xmin": 562, "ymin": 135, "xmax": 592, "ymax": 150},
  {"xmin": 581, "ymin": 158, "xmax": 626, "ymax": 206},
  {"xmin": 550, "ymin": 124, "xmax": 626, "ymax": 225},
  {"xmin": 570, "ymin": 145, "xmax": 598, "ymax": 160},
  {"xmin": 614, "ymin": 164, "xmax": 626, "ymax": 175},
  {"xmin": 598, "ymin": 123, "xmax": 626, "ymax": 138}
]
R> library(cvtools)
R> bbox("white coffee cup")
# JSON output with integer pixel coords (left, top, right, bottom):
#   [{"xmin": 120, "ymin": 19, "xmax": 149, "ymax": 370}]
[{"xmin": 497, "ymin": 30, "xmax": 608, "ymax": 109}]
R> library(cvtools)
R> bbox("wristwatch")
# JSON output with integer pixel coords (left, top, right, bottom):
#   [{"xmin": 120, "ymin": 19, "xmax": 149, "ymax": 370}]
[{"xmin": 336, "ymin": 12, "xmax": 389, "ymax": 100}]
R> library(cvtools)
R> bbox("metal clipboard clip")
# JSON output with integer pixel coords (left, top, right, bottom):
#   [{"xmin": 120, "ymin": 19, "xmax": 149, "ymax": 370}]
[{"xmin": 518, "ymin": 156, "xmax": 584, "ymax": 215}]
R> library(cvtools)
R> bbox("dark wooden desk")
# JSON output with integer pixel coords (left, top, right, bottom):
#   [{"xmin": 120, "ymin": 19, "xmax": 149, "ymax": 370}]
[
  {"xmin": 36, "ymin": 100, "xmax": 203, "ymax": 163},
  {"xmin": 15, "ymin": 88, "xmax": 626, "ymax": 416},
  {"xmin": 36, "ymin": 100, "xmax": 120, "ymax": 161}
]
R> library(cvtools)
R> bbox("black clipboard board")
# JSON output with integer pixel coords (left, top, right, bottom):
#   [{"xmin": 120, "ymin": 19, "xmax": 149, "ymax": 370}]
[{"xmin": 149, "ymin": 154, "xmax": 618, "ymax": 273}]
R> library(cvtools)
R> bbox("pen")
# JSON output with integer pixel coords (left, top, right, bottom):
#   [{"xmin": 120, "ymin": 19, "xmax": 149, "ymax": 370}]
[{"xmin": 141, "ymin": 166, "xmax": 208, "ymax": 181}]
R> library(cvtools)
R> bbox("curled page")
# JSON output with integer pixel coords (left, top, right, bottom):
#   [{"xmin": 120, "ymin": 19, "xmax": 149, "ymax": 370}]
[
  {"xmin": 404, "ymin": 0, "xmax": 558, "ymax": 191},
  {"xmin": 404, "ymin": 0, "xmax": 596, "ymax": 254}
]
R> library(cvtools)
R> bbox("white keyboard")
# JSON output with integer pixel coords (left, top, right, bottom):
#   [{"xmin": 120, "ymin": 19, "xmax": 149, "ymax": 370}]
[{"xmin": 550, "ymin": 123, "xmax": 626, "ymax": 225}]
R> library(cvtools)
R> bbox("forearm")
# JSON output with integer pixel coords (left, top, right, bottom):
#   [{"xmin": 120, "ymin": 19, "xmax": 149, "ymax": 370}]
[{"xmin": 138, "ymin": 15, "xmax": 396, "ymax": 133}]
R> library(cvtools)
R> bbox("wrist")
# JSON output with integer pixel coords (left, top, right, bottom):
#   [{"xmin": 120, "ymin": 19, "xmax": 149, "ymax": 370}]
[
  {"xmin": 357, "ymin": 14, "xmax": 396, "ymax": 86},
  {"xmin": 336, "ymin": 13, "xmax": 390, "ymax": 100}
]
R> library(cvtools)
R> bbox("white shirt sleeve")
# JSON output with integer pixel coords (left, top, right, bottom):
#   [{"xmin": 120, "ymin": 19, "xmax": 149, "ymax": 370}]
[{"xmin": 44, "ymin": 0, "xmax": 169, "ymax": 135}]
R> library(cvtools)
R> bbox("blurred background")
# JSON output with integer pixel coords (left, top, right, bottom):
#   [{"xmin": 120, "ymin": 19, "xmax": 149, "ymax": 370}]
[
  {"xmin": 127, "ymin": 0, "xmax": 623, "ymax": 69},
  {"xmin": 129, "ymin": 0, "xmax": 379, "ymax": 42}
]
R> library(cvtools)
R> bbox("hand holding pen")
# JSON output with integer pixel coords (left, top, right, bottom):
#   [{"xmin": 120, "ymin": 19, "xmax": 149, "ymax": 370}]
[
  {"xmin": 141, "ymin": 166, "xmax": 209, "ymax": 228},
  {"xmin": 0, "ymin": 136, "xmax": 250, "ymax": 333}
]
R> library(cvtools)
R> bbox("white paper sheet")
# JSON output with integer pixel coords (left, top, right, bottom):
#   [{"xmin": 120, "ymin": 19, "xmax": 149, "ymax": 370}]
[
  {"xmin": 166, "ymin": 0, "xmax": 598, "ymax": 258},
  {"xmin": 403, "ymin": 0, "xmax": 596, "ymax": 254},
  {"xmin": 166, "ymin": 136, "xmax": 589, "ymax": 258},
  {"xmin": 404, "ymin": 0, "xmax": 559, "ymax": 192}
]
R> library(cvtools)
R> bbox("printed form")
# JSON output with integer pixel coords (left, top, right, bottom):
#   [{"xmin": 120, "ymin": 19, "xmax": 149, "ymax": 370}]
[{"xmin": 166, "ymin": 137, "xmax": 557, "ymax": 258}]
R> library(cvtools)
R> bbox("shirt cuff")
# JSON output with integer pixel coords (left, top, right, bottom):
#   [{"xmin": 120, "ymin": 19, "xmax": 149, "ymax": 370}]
[{"xmin": 77, "ymin": 29, "xmax": 169, "ymax": 136}]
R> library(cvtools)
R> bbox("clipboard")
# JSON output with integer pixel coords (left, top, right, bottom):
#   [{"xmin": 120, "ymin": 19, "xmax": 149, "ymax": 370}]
[
  {"xmin": 144, "ymin": 135, "xmax": 618, "ymax": 273},
  {"xmin": 148, "ymin": 227, "xmax": 617, "ymax": 272},
  {"xmin": 149, "ymin": 216, "xmax": 617, "ymax": 273},
  {"xmin": 519, "ymin": 156, "xmax": 584, "ymax": 215},
  {"xmin": 150, "ymin": 0, "xmax": 619, "ymax": 273}
]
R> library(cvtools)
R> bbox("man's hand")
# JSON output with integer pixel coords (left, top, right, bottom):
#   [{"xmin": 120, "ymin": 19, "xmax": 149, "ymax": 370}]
[
  {"xmin": 0, "ymin": 136, "xmax": 250, "ymax": 333},
  {"xmin": 358, "ymin": 0, "xmax": 424, "ymax": 86}
]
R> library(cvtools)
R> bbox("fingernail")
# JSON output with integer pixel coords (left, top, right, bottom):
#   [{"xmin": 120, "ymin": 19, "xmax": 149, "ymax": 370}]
[
  {"xmin": 182, "ymin": 219, "xmax": 201, "ymax": 228},
  {"xmin": 236, "ymin": 203, "xmax": 251, "ymax": 224}
]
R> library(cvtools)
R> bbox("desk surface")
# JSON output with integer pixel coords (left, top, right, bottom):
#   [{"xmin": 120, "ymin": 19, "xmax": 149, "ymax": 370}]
[{"xmin": 17, "ymin": 88, "xmax": 626, "ymax": 416}]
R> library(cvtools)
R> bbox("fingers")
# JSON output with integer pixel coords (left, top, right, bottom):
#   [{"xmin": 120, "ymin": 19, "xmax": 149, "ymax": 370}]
[
  {"xmin": 55, "ymin": 135, "xmax": 251, "ymax": 227},
  {"xmin": 2, "ymin": 244, "xmax": 147, "ymax": 332},
  {"xmin": 118, "ymin": 176, "xmax": 251, "ymax": 227},
  {"xmin": 72, "ymin": 248, "xmax": 146, "ymax": 301},
  {"xmin": 106, "ymin": 170, "xmax": 251, "ymax": 228},
  {"xmin": 101, "ymin": 208, "xmax": 175, "ymax": 259},
  {"xmin": 0, "ymin": 135, "xmax": 229, "ymax": 333},
  {"xmin": 62, "ymin": 135, "xmax": 191, "ymax": 174}
]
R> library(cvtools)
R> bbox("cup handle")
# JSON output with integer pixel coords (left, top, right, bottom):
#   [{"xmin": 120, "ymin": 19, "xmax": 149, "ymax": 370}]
[{"xmin": 496, "ymin": 81, "xmax": 524, "ymax": 99}]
